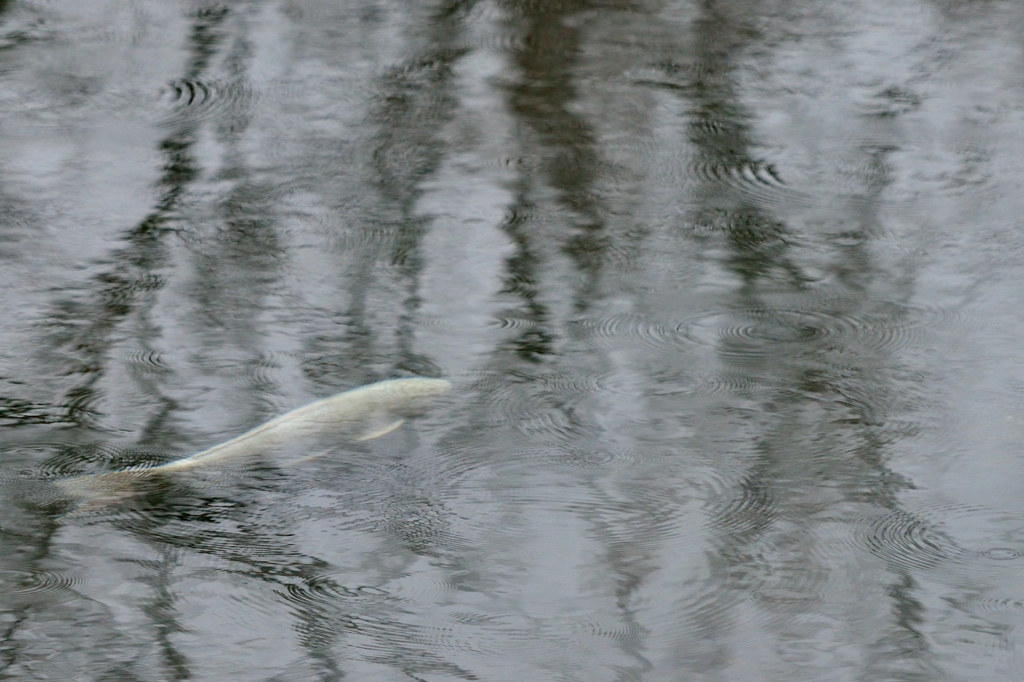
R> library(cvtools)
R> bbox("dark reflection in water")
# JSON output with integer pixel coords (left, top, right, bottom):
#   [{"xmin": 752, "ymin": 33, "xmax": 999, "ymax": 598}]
[
  {"xmin": 659, "ymin": 2, "xmax": 931, "ymax": 676},
  {"xmin": 0, "ymin": 0, "xmax": 1022, "ymax": 679}
]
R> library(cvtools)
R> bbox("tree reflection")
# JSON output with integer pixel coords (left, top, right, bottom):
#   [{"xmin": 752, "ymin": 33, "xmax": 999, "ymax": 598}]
[
  {"xmin": 44, "ymin": 6, "xmax": 230, "ymax": 431},
  {"xmin": 650, "ymin": 0, "xmax": 938, "ymax": 677},
  {"xmin": 34, "ymin": 6, "xmax": 233, "ymax": 679}
]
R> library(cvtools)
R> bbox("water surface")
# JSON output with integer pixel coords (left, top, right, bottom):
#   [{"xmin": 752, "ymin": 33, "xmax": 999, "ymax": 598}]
[{"xmin": 0, "ymin": 0, "xmax": 1022, "ymax": 679}]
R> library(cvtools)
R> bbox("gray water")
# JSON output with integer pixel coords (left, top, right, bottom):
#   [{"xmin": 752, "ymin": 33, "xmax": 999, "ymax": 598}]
[{"xmin": 0, "ymin": 0, "xmax": 1021, "ymax": 679}]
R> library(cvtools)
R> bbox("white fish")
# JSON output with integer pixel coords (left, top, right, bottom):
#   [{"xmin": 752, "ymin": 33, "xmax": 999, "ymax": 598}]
[{"xmin": 57, "ymin": 377, "xmax": 451, "ymax": 509}]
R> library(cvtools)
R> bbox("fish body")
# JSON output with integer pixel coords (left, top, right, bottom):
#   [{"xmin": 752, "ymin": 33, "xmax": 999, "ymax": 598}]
[
  {"xmin": 156, "ymin": 377, "xmax": 450, "ymax": 472},
  {"xmin": 56, "ymin": 377, "xmax": 451, "ymax": 508}
]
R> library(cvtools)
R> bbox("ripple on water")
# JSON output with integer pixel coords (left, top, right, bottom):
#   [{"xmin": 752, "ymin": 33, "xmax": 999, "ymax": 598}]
[
  {"xmin": 490, "ymin": 316, "xmax": 539, "ymax": 332},
  {"xmin": 157, "ymin": 77, "xmax": 259, "ymax": 128},
  {"xmin": 853, "ymin": 501, "xmax": 1024, "ymax": 578},
  {"xmin": 467, "ymin": 374, "xmax": 581, "ymax": 443},
  {"xmin": 959, "ymin": 596, "xmax": 1024, "ymax": 625},
  {"xmin": 119, "ymin": 349, "xmax": 172, "ymax": 374},
  {"xmin": 861, "ymin": 508, "xmax": 959, "ymax": 572},
  {"xmin": 37, "ymin": 442, "xmax": 170, "ymax": 477},
  {"xmin": 283, "ymin": 576, "xmax": 392, "ymax": 610},
  {"xmin": 564, "ymin": 492, "xmax": 694, "ymax": 547},
  {"xmin": 546, "ymin": 613, "xmax": 645, "ymax": 650},
  {"xmin": 694, "ymin": 301, "xmax": 974, "ymax": 356},
  {"xmin": 567, "ymin": 313, "xmax": 680, "ymax": 353},
  {"xmin": 688, "ymin": 157, "xmax": 814, "ymax": 211},
  {"xmin": 465, "ymin": 366, "xmax": 655, "ymax": 446},
  {"xmin": 0, "ymin": 568, "xmax": 84, "ymax": 597},
  {"xmin": 460, "ymin": 20, "xmax": 531, "ymax": 54},
  {"xmin": 16, "ymin": 72, "xmax": 257, "ymax": 131},
  {"xmin": 417, "ymin": 316, "xmax": 463, "ymax": 331},
  {"xmin": 750, "ymin": 586, "xmax": 825, "ymax": 608},
  {"xmin": 555, "ymin": 445, "xmax": 643, "ymax": 469},
  {"xmin": 703, "ymin": 474, "xmax": 776, "ymax": 541},
  {"xmin": 360, "ymin": 495, "xmax": 476, "ymax": 557},
  {"xmin": 569, "ymin": 299, "xmax": 975, "ymax": 361},
  {"xmin": 230, "ymin": 352, "xmax": 290, "ymax": 392},
  {"xmin": 512, "ymin": 410, "xmax": 579, "ymax": 441},
  {"xmin": 690, "ymin": 374, "xmax": 778, "ymax": 399}
]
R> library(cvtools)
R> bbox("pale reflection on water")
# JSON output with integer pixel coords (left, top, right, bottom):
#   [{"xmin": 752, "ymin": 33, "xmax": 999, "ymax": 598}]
[{"xmin": 0, "ymin": 0, "xmax": 1022, "ymax": 679}]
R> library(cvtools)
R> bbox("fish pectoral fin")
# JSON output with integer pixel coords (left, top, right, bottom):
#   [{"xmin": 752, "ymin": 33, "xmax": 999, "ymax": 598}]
[
  {"xmin": 280, "ymin": 418, "xmax": 404, "ymax": 467},
  {"xmin": 356, "ymin": 418, "xmax": 405, "ymax": 442}
]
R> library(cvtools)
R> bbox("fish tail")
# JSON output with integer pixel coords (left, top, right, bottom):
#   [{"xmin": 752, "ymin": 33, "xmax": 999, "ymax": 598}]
[{"xmin": 55, "ymin": 468, "xmax": 160, "ymax": 510}]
